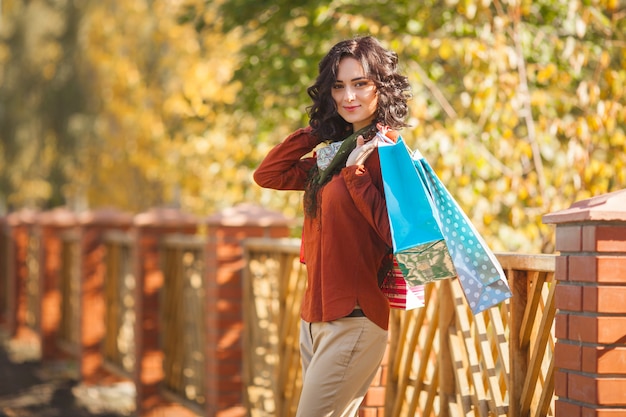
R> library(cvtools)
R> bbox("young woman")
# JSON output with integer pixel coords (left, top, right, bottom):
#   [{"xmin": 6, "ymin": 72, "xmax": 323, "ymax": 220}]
[{"xmin": 253, "ymin": 36, "xmax": 411, "ymax": 417}]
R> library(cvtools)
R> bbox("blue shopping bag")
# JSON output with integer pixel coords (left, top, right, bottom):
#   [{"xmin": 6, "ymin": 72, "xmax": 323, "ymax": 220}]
[{"xmin": 378, "ymin": 136, "xmax": 457, "ymax": 288}]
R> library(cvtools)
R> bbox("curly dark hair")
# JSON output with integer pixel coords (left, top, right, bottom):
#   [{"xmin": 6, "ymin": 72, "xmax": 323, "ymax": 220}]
[
  {"xmin": 303, "ymin": 36, "xmax": 411, "ymax": 218},
  {"xmin": 306, "ymin": 36, "xmax": 411, "ymax": 142}
]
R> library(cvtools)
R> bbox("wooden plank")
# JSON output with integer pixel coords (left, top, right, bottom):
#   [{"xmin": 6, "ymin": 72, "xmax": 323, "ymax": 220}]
[
  {"xmin": 520, "ymin": 278, "xmax": 557, "ymax": 417},
  {"xmin": 448, "ymin": 326, "xmax": 474, "ymax": 416},
  {"xmin": 161, "ymin": 234, "xmax": 205, "ymax": 248},
  {"xmin": 495, "ymin": 253, "xmax": 556, "ymax": 273},
  {"xmin": 447, "ymin": 395, "xmax": 465, "ymax": 417},
  {"xmin": 392, "ymin": 293, "xmax": 431, "ymax": 417},
  {"xmin": 103, "ymin": 242, "xmax": 119, "ymax": 363},
  {"xmin": 488, "ymin": 305, "xmax": 510, "ymax": 378},
  {"xmin": 403, "ymin": 296, "xmax": 439, "ymax": 417},
  {"xmin": 487, "ymin": 305, "xmax": 511, "ymax": 414},
  {"xmin": 474, "ymin": 311, "xmax": 508, "ymax": 416},
  {"xmin": 279, "ymin": 255, "xmax": 301, "ymax": 414},
  {"xmin": 245, "ymin": 252, "xmax": 269, "ymax": 414},
  {"xmin": 103, "ymin": 229, "xmax": 134, "ymax": 244},
  {"xmin": 439, "ymin": 280, "xmax": 456, "ymax": 417},
  {"xmin": 391, "ymin": 313, "xmax": 417, "ymax": 417},
  {"xmin": 508, "ymin": 269, "xmax": 529, "ymax": 417},
  {"xmin": 535, "ymin": 356, "xmax": 555, "ymax": 417},
  {"xmin": 451, "ymin": 280, "xmax": 489, "ymax": 416},
  {"xmin": 421, "ymin": 362, "xmax": 439, "ymax": 417},
  {"xmin": 242, "ymin": 246, "xmax": 253, "ymax": 413},
  {"xmin": 244, "ymin": 238, "xmax": 301, "ymax": 254},
  {"xmin": 519, "ymin": 271, "xmax": 546, "ymax": 350}
]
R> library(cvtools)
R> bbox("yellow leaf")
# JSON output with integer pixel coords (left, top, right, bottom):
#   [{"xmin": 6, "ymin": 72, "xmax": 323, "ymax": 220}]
[
  {"xmin": 439, "ymin": 39, "xmax": 453, "ymax": 60},
  {"xmin": 536, "ymin": 63, "xmax": 556, "ymax": 84},
  {"xmin": 610, "ymin": 131, "xmax": 626, "ymax": 147}
]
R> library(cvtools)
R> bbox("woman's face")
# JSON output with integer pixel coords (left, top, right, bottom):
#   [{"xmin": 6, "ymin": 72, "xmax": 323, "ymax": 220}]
[{"xmin": 331, "ymin": 57, "xmax": 378, "ymax": 131}]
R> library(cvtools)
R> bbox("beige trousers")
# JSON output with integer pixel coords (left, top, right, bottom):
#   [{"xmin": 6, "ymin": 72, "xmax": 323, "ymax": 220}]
[{"xmin": 296, "ymin": 316, "xmax": 388, "ymax": 417}]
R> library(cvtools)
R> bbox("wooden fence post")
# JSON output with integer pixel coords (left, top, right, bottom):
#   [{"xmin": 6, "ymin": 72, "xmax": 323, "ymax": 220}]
[
  {"xmin": 439, "ymin": 279, "xmax": 456, "ymax": 417},
  {"xmin": 544, "ymin": 189, "xmax": 626, "ymax": 417},
  {"xmin": 507, "ymin": 269, "xmax": 529, "ymax": 417},
  {"xmin": 204, "ymin": 204, "xmax": 291, "ymax": 417}
]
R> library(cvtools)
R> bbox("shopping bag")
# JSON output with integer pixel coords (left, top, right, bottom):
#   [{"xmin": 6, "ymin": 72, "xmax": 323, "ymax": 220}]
[
  {"xmin": 378, "ymin": 136, "xmax": 457, "ymax": 288},
  {"xmin": 381, "ymin": 259, "xmax": 425, "ymax": 310},
  {"xmin": 412, "ymin": 149, "xmax": 512, "ymax": 314}
]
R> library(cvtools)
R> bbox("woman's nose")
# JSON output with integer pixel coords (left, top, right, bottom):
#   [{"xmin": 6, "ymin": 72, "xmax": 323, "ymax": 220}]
[{"xmin": 345, "ymin": 88, "xmax": 355, "ymax": 102}]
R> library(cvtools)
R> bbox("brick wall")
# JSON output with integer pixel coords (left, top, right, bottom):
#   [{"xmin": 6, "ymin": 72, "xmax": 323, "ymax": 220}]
[
  {"xmin": 133, "ymin": 208, "xmax": 199, "ymax": 416},
  {"xmin": 544, "ymin": 189, "xmax": 626, "ymax": 416},
  {"xmin": 0, "ymin": 216, "xmax": 7, "ymax": 326},
  {"xmin": 204, "ymin": 204, "xmax": 291, "ymax": 417},
  {"xmin": 4, "ymin": 209, "xmax": 38, "ymax": 340},
  {"xmin": 37, "ymin": 207, "xmax": 78, "ymax": 361},
  {"xmin": 78, "ymin": 209, "xmax": 134, "ymax": 382},
  {"xmin": 360, "ymin": 348, "xmax": 388, "ymax": 417}
]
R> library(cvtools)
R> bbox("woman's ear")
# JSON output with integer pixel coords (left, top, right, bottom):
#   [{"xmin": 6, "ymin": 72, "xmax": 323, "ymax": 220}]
[
  {"xmin": 377, "ymin": 123, "xmax": 399, "ymax": 143},
  {"xmin": 385, "ymin": 130, "xmax": 399, "ymax": 142}
]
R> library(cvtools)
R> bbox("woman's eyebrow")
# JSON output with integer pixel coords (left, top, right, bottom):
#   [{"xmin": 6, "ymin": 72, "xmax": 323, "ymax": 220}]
[{"xmin": 335, "ymin": 76, "xmax": 368, "ymax": 83}]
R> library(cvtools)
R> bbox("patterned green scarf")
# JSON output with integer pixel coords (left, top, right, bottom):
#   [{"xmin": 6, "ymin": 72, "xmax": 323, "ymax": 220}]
[{"xmin": 317, "ymin": 124, "xmax": 374, "ymax": 185}]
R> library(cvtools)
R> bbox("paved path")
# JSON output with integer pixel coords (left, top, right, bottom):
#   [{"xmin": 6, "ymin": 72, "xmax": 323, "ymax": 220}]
[{"xmin": 0, "ymin": 332, "xmax": 134, "ymax": 417}]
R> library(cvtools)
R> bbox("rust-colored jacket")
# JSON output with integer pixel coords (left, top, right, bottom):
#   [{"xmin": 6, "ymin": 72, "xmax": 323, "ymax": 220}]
[{"xmin": 253, "ymin": 127, "xmax": 393, "ymax": 330}]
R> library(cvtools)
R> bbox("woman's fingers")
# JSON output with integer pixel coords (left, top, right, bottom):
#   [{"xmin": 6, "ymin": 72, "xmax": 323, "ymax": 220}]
[{"xmin": 346, "ymin": 136, "xmax": 379, "ymax": 167}]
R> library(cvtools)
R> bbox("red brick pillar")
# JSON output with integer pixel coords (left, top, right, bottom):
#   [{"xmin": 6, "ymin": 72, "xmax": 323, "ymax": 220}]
[
  {"xmin": 5, "ymin": 209, "xmax": 38, "ymax": 341},
  {"xmin": 133, "ymin": 208, "xmax": 198, "ymax": 416},
  {"xmin": 361, "ymin": 350, "xmax": 388, "ymax": 417},
  {"xmin": 37, "ymin": 207, "xmax": 78, "ymax": 360},
  {"xmin": 1, "ymin": 215, "xmax": 8, "ymax": 328},
  {"xmin": 204, "ymin": 204, "xmax": 291, "ymax": 417},
  {"xmin": 544, "ymin": 189, "xmax": 626, "ymax": 416},
  {"xmin": 76, "ymin": 208, "xmax": 133, "ymax": 382}
]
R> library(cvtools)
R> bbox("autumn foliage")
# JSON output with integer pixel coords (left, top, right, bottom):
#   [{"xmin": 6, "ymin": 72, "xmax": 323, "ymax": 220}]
[{"xmin": 1, "ymin": 0, "xmax": 624, "ymax": 252}]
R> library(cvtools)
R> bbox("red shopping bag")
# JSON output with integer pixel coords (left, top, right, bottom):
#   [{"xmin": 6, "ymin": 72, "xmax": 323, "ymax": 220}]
[{"xmin": 381, "ymin": 259, "xmax": 425, "ymax": 310}]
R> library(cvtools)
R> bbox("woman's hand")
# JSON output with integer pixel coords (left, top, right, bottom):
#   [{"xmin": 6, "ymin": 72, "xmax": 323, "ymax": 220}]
[{"xmin": 346, "ymin": 135, "xmax": 378, "ymax": 167}]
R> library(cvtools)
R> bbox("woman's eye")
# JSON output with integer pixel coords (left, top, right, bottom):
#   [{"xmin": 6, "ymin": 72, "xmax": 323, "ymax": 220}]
[{"xmin": 332, "ymin": 84, "xmax": 344, "ymax": 89}]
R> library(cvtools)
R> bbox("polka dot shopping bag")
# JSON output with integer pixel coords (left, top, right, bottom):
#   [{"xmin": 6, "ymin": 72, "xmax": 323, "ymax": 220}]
[{"xmin": 378, "ymin": 134, "xmax": 512, "ymax": 314}]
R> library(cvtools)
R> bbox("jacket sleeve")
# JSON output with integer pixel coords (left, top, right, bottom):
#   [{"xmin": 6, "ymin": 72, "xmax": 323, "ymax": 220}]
[
  {"xmin": 342, "ymin": 151, "xmax": 392, "ymax": 248},
  {"xmin": 253, "ymin": 127, "xmax": 322, "ymax": 191}
]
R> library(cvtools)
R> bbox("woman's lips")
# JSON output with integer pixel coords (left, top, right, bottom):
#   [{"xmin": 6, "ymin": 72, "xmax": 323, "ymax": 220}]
[{"xmin": 343, "ymin": 105, "xmax": 360, "ymax": 112}]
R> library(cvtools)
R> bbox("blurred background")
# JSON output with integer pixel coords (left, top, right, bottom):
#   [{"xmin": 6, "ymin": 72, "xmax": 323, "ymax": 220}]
[{"xmin": 1, "ymin": 0, "xmax": 625, "ymax": 254}]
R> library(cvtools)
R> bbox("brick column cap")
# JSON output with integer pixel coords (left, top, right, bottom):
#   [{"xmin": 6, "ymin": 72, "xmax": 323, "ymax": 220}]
[
  {"xmin": 543, "ymin": 189, "xmax": 626, "ymax": 224},
  {"xmin": 205, "ymin": 203, "xmax": 294, "ymax": 227},
  {"xmin": 6, "ymin": 208, "xmax": 40, "ymax": 226},
  {"xmin": 35, "ymin": 206, "xmax": 78, "ymax": 227},
  {"xmin": 77, "ymin": 207, "xmax": 134, "ymax": 227},
  {"xmin": 133, "ymin": 207, "xmax": 198, "ymax": 227}
]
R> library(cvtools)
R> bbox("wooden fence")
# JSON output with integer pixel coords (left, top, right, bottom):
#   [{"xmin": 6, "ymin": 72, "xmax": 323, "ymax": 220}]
[
  {"xmin": 24, "ymin": 229, "xmax": 40, "ymax": 332},
  {"xmin": 160, "ymin": 234, "xmax": 207, "ymax": 413},
  {"xmin": 243, "ymin": 238, "xmax": 556, "ymax": 417},
  {"xmin": 58, "ymin": 231, "xmax": 80, "ymax": 352},
  {"xmin": 101, "ymin": 231, "xmax": 208, "ymax": 412},
  {"xmin": 103, "ymin": 230, "xmax": 136, "ymax": 376}
]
